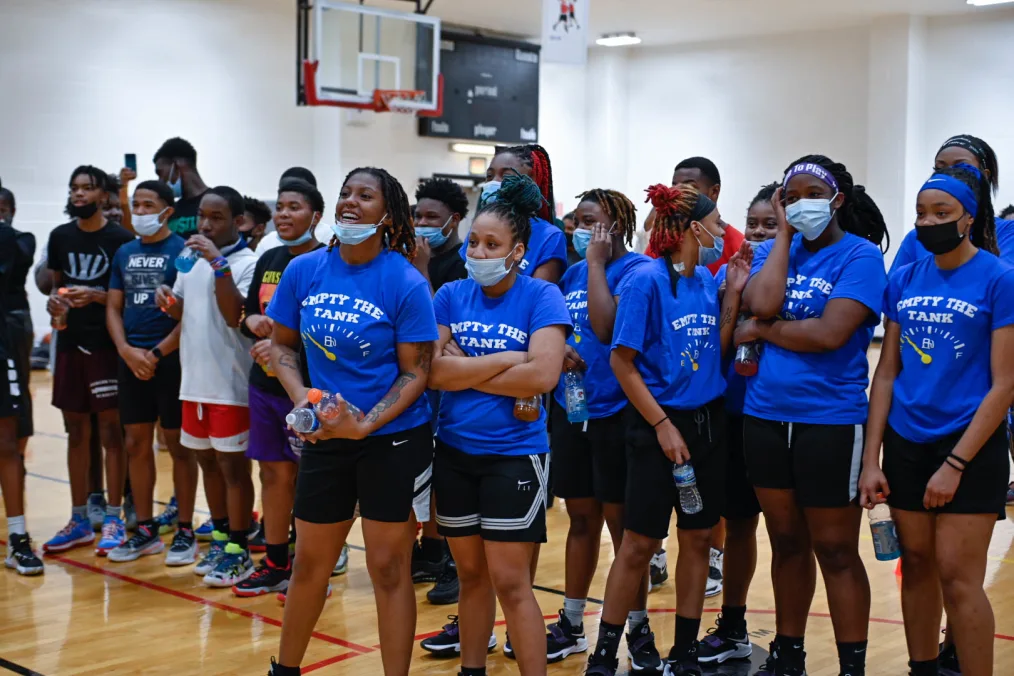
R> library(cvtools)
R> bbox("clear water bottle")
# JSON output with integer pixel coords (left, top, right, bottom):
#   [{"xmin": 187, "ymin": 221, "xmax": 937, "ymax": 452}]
[
  {"xmin": 308, "ymin": 388, "xmax": 342, "ymax": 422},
  {"xmin": 174, "ymin": 247, "xmax": 201, "ymax": 273},
  {"xmin": 51, "ymin": 288, "xmax": 70, "ymax": 331},
  {"xmin": 286, "ymin": 407, "xmax": 320, "ymax": 434},
  {"xmin": 734, "ymin": 343, "xmax": 758, "ymax": 376},
  {"xmin": 869, "ymin": 503, "xmax": 901, "ymax": 561},
  {"xmin": 672, "ymin": 463, "xmax": 703, "ymax": 515},
  {"xmin": 564, "ymin": 370, "xmax": 589, "ymax": 423},
  {"xmin": 514, "ymin": 396, "xmax": 541, "ymax": 422}
]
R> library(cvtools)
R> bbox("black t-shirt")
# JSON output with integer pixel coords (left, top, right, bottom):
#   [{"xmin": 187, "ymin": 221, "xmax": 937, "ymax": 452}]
[
  {"xmin": 428, "ymin": 244, "xmax": 467, "ymax": 292},
  {"xmin": 3, "ymin": 228, "xmax": 36, "ymax": 312},
  {"xmin": 47, "ymin": 221, "xmax": 134, "ymax": 352},
  {"xmin": 243, "ymin": 244, "xmax": 319, "ymax": 397},
  {"xmin": 0, "ymin": 223, "xmax": 21, "ymax": 362},
  {"xmin": 167, "ymin": 190, "xmax": 207, "ymax": 238}
]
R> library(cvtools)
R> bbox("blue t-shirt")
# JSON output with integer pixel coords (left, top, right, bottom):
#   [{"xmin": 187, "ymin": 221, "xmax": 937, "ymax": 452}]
[
  {"xmin": 885, "ymin": 252, "xmax": 1014, "ymax": 443},
  {"xmin": 108, "ymin": 234, "xmax": 186, "ymax": 349},
  {"xmin": 434, "ymin": 274, "xmax": 572, "ymax": 456},
  {"xmin": 267, "ymin": 248, "xmax": 439, "ymax": 436},
  {"xmin": 713, "ymin": 265, "xmax": 747, "ymax": 415},
  {"xmin": 888, "ymin": 217, "xmax": 1014, "ymax": 277},
  {"xmin": 459, "ymin": 216, "xmax": 568, "ymax": 277},
  {"xmin": 553, "ymin": 254, "xmax": 650, "ymax": 418},
  {"xmin": 612, "ymin": 259, "xmax": 726, "ymax": 411},
  {"xmin": 744, "ymin": 233, "xmax": 886, "ymax": 425}
]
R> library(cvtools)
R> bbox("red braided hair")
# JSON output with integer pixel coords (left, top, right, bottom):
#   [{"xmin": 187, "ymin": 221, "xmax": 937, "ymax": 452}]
[
  {"xmin": 497, "ymin": 145, "xmax": 556, "ymax": 222},
  {"xmin": 644, "ymin": 183, "xmax": 698, "ymax": 258}
]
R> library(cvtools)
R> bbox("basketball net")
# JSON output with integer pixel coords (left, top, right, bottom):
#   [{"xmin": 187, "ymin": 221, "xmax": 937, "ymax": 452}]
[{"xmin": 373, "ymin": 89, "xmax": 427, "ymax": 114}]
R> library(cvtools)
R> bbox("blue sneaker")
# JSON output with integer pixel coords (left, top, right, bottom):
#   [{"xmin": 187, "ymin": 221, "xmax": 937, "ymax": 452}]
[
  {"xmin": 194, "ymin": 531, "xmax": 229, "ymax": 575},
  {"xmin": 95, "ymin": 516, "xmax": 126, "ymax": 556},
  {"xmin": 203, "ymin": 542, "xmax": 254, "ymax": 587},
  {"xmin": 194, "ymin": 520, "xmax": 215, "ymax": 542},
  {"xmin": 154, "ymin": 497, "xmax": 179, "ymax": 535},
  {"xmin": 43, "ymin": 514, "xmax": 95, "ymax": 553}
]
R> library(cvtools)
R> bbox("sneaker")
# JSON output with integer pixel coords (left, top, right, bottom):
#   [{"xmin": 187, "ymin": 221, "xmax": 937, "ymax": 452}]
[
  {"xmin": 153, "ymin": 497, "xmax": 179, "ymax": 535},
  {"xmin": 249, "ymin": 519, "xmax": 266, "ymax": 553},
  {"xmin": 753, "ymin": 641, "xmax": 806, "ymax": 676},
  {"xmin": 706, "ymin": 548, "xmax": 723, "ymax": 598},
  {"xmin": 753, "ymin": 642, "xmax": 778, "ymax": 676},
  {"xmin": 203, "ymin": 543, "xmax": 254, "ymax": 587},
  {"xmin": 938, "ymin": 642, "xmax": 960, "ymax": 676},
  {"xmin": 5, "ymin": 533, "xmax": 44, "ymax": 576},
  {"xmin": 627, "ymin": 617, "xmax": 662, "ymax": 672},
  {"xmin": 43, "ymin": 514, "xmax": 95, "ymax": 553},
  {"xmin": 165, "ymin": 527, "xmax": 198, "ymax": 566},
  {"xmin": 233, "ymin": 558, "xmax": 290, "ymax": 597},
  {"xmin": 411, "ymin": 538, "xmax": 447, "ymax": 583},
  {"xmin": 87, "ymin": 493, "xmax": 107, "ymax": 531},
  {"xmin": 419, "ymin": 615, "xmax": 497, "ymax": 656},
  {"xmin": 426, "ymin": 558, "xmax": 459, "ymax": 605},
  {"xmin": 276, "ymin": 583, "xmax": 333, "ymax": 605},
  {"xmin": 332, "ymin": 544, "xmax": 349, "ymax": 576},
  {"xmin": 194, "ymin": 531, "xmax": 229, "ymax": 575},
  {"xmin": 650, "ymin": 548, "xmax": 669, "ymax": 589},
  {"xmin": 663, "ymin": 641, "xmax": 701, "ymax": 676},
  {"xmin": 1007, "ymin": 483, "xmax": 1014, "ymax": 506},
  {"xmin": 108, "ymin": 524, "xmax": 164, "ymax": 562},
  {"xmin": 194, "ymin": 520, "xmax": 215, "ymax": 541},
  {"xmin": 586, "ymin": 655, "xmax": 619, "ymax": 675},
  {"xmin": 504, "ymin": 634, "xmax": 513, "ymax": 659},
  {"xmin": 698, "ymin": 614, "xmax": 751, "ymax": 664},
  {"xmin": 95, "ymin": 516, "xmax": 127, "ymax": 556},
  {"xmin": 123, "ymin": 494, "xmax": 138, "ymax": 531},
  {"xmin": 546, "ymin": 610, "xmax": 588, "ymax": 663}
]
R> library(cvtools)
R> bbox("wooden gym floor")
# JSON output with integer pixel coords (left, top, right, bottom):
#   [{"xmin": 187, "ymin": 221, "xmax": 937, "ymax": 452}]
[{"xmin": 2, "ymin": 364, "xmax": 1014, "ymax": 675}]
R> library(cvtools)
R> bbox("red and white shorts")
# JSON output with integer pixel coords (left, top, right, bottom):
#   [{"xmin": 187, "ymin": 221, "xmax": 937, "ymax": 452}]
[{"xmin": 181, "ymin": 401, "xmax": 250, "ymax": 453}]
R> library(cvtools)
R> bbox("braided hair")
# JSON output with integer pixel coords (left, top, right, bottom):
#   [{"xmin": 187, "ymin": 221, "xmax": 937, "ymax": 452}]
[
  {"xmin": 929, "ymin": 164, "xmax": 998, "ymax": 255},
  {"xmin": 330, "ymin": 167, "xmax": 415, "ymax": 259},
  {"xmin": 494, "ymin": 144, "xmax": 555, "ymax": 222},
  {"xmin": 783, "ymin": 155, "xmax": 890, "ymax": 253},
  {"xmin": 575, "ymin": 189, "xmax": 638, "ymax": 246},
  {"xmin": 644, "ymin": 183, "xmax": 709, "ymax": 258},
  {"xmin": 937, "ymin": 135, "xmax": 999, "ymax": 195},
  {"xmin": 477, "ymin": 170, "xmax": 542, "ymax": 247}
]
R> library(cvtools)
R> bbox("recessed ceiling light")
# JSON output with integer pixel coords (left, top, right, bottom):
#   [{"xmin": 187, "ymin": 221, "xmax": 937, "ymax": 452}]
[
  {"xmin": 596, "ymin": 32, "xmax": 642, "ymax": 47},
  {"xmin": 967, "ymin": 0, "xmax": 1014, "ymax": 6}
]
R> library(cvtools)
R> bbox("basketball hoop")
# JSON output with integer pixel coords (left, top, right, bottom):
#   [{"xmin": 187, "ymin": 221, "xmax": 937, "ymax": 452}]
[{"xmin": 373, "ymin": 89, "xmax": 426, "ymax": 113}]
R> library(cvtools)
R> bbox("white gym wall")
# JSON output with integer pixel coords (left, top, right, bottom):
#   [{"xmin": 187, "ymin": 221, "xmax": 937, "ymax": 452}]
[{"xmin": 1, "ymin": 0, "xmax": 1014, "ymax": 335}]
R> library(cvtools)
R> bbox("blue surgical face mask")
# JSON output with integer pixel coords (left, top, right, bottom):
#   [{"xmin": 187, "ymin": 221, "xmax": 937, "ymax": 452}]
[
  {"xmin": 695, "ymin": 221, "xmax": 724, "ymax": 266},
  {"xmin": 167, "ymin": 163, "xmax": 183, "ymax": 199},
  {"xmin": 331, "ymin": 213, "xmax": 386, "ymax": 246},
  {"xmin": 478, "ymin": 180, "xmax": 501, "ymax": 210},
  {"xmin": 416, "ymin": 215, "xmax": 453, "ymax": 248},
  {"xmin": 279, "ymin": 214, "xmax": 320, "ymax": 246},
  {"xmin": 466, "ymin": 244, "xmax": 519, "ymax": 287},
  {"xmin": 785, "ymin": 193, "xmax": 838, "ymax": 241},
  {"xmin": 572, "ymin": 229, "xmax": 592, "ymax": 258}
]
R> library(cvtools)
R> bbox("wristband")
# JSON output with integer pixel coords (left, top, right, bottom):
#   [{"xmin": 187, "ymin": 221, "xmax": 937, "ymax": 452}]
[
  {"xmin": 653, "ymin": 416, "xmax": 669, "ymax": 429},
  {"xmin": 947, "ymin": 453, "xmax": 968, "ymax": 468},
  {"xmin": 210, "ymin": 256, "xmax": 229, "ymax": 271},
  {"xmin": 944, "ymin": 459, "xmax": 964, "ymax": 472},
  {"xmin": 214, "ymin": 266, "xmax": 232, "ymax": 278},
  {"xmin": 151, "ymin": 347, "xmax": 163, "ymax": 361}
]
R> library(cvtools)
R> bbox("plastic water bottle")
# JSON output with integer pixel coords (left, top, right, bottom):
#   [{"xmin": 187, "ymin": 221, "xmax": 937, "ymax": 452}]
[
  {"xmin": 175, "ymin": 247, "xmax": 201, "ymax": 273},
  {"xmin": 734, "ymin": 343, "xmax": 759, "ymax": 376},
  {"xmin": 869, "ymin": 503, "xmax": 901, "ymax": 561},
  {"xmin": 513, "ymin": 396, "xmax": 541, "ymax": 422},
  {"xmin": 672, "ymin": 463, "xmax": 703, "ymax": 515},
  {"xmin": 51, "ymin": 288, "xmax": 70, "ymax": 331},
  {"xmin": 286, "ymin": 407, "xmax": 319, "ymax": 434},
  {"xmin": 564, "ymin": 370, "xmax": 589, "ymax": 423},
  {"xmin": 308, "ymin": 388, "xmax": 342, "ymax": 422}
]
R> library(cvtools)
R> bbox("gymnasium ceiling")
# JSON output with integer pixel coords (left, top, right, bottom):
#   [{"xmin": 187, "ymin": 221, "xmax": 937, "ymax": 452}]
[{"xmin": 367, "ymin": 0, "xmax": 1002, "ymax": 46}]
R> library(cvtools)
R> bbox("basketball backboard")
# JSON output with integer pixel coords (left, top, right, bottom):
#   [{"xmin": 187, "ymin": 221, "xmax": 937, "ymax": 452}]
[{"xmin": 298, "ymin": 1, "xmax": 442, "ymax": 115}]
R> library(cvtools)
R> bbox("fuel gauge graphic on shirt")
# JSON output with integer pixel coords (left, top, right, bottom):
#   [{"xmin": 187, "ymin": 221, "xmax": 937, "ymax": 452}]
[
  {"xmin": 901, "ymin": 325, "xmax": 965, "ymax": 365},
  {"xmin": 681, "ymin": 338, "xmax": 714, "ymax": 372}
]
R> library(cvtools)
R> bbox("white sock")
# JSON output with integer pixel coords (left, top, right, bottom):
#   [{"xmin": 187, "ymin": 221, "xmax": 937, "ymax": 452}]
[
  {"xmin": 563, "ymin": 597, "xmax": 586, "ymax": 626},
  {"xmin": 106, "ymin": 504, "xmax": 121, "ymax": 518},
  {"xmin": 7, "ymin": 515, "xmax": 26, "ymax": 536},
  {"xmin": 628, "ymin": 609, "xmax": 647, "ymax": 631}
]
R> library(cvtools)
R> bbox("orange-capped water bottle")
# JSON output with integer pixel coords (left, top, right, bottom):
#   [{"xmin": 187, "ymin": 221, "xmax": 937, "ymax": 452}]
[
  {"xmin": 51, "ymin": 288, "xmax": 70, "ymax": 331},
  {"xmin": 307, "ymin": 388, "xmax": 343, "ymax": 422},
  {"xmin": 513, "ymin": 396, "xmax": 541, "ymax": 422}
]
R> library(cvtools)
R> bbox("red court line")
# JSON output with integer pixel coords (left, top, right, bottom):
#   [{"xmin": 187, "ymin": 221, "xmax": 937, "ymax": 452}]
[{"xmin": 302, "ymin": 651, "xmax": 362, "ymax": 673}]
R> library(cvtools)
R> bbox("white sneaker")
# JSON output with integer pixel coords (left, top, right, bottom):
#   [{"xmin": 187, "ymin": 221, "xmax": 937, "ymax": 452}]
[
  {"xmin": 165, "ymin": 528, "xmax": 198, "ymax": 567},
  {"xmin": 332, "ymin": 544, "xmax": 349, "ymax": 576},
  {"xmin": 650, "ymin": 548, "xmax": 669, "ymax": 590},
  {"xmin": 705, "ymin": 548, "xmax": 723, "ymax": 598}
]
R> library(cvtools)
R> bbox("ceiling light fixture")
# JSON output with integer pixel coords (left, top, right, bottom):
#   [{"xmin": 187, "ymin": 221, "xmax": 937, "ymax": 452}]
[
  {"xmin": 967, "ymin": 0, "xmax": 1014, "ymax": 6},
  {"xmin": 450, "ymin": 142, "xmax": 496, "ymax": 156},
  {"xmin": 596, "ymin": 32, "xmax": 642, "ymax": 47}
]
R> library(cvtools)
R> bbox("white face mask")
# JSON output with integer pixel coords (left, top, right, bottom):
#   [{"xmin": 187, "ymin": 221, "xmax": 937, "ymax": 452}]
[{"xmin": 132, "ymin": 208, "xmax": 168, "ymax": 236}]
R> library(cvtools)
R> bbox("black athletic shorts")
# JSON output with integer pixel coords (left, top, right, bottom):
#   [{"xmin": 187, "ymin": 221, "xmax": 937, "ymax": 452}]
[
  {"xmin": 6, "ymin": 310, "xmax": 33, "ymax": 438},
  {"xmin": 724, "ymin": 413, "xmax": 761, "ymax": 520},
  {"xmin": 883, "ymin": 423, "xmax": 1008, "ymax": 516},
  {"xmin": 623, "ymin": 399, "xmax": 726, "ymax": 538},
  {"xmin": 118, "ymin": 351, "xmax": 183, "ymax": 428},
  {"xmin": 52, "ymin": 347, "xmax": 118, "ymax": 414},
  {"xmin": 743, "ymin": 416, "xmax": 863, "ymax": 508},
  {"xmin": 434, "ymin": 439, "xmax": 549, "ymax": 543},
  {"xmin": 550, "ymin": 402, "xmax": 626, "ymax": 504},
  {"xmin": 294, "ymin": 423, "xmax": 432, "ymax": 524}
]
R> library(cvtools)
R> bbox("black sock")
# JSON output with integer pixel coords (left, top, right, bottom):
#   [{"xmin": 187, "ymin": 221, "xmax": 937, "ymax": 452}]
[
  {"xmin": 178, "ymin": 521, "xmax": 193, "ymax": 531},
  {"xmin": 138, "ymin": 518, "xmax": 156, "ymax": 531},
  {"xmin": 212, "ymin": 518, "xmax": 230, "ymax": 534},
  {"xmin": 671, "ymin": 615, "xmax": 701, "ymax": 660},
  {"xmin": 592, "ymin": 620, "xmax": 624, "ymax": 662},
  {"xmin": 721, "ymin": 605, "xmax": 747, "ymax": 633},
  {"xmin": 420, "ymin": 536, "xmax": 444, "ymax": 562},
  {"xmin": 267, "ymin": 543, "xmax": 290, "ymax": 568},
  {"xmin": 837, "ymin": 640, "xmax": 867, "ymax": 674},
  {"xmin": 269, "ymin": 661, "xmax": 300, "ymax": 676},
  {"xmin": 908, "ymin": 659, "xmax": 938, "ymax": 676},
  {"xmin": 459, "ymin": 668, "xmax": 486, "ymax": 676},
  {"xmin": 776, "ymin": 635, "xmax": 805, "ymax": 669},
  {"xmin": 230, "ymin": 529, "xmax": 248, "ymax": 550}
]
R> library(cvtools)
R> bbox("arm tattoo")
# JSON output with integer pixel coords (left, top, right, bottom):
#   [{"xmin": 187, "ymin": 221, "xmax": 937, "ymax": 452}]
[
  {"xmin": 365, "ymin": 372, "xmax": 418, "ymax": 424},
  {"xmin": 277, "ymin": 347, "xmax": 301, "ymax": 372},
  {"xmin": 412, "ymin": 341, "xmax": 434, "ymax": 374},
  {"xmin": 720, "ymin": 306, "xmax": 735, "ymax": 330}
]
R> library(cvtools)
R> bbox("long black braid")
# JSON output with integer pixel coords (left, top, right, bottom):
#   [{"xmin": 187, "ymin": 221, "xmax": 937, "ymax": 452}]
[
  {"xmin": 784, "ymin": 155, "xmax": 891, "ymax": 253},
  {"xmin": 329, "ymin": 167, "xmax": 416, "ymax": 260},
  {"xmin": 575, "ymin": 189, "xmax": 638, "ymax": 246},
  {"xmin": 930, "ymin": 164, "xmax": 998, "ymax": 255},
  {"xmin": 477, "ymin": 170, "xmax": 541, "ymax": 246}
]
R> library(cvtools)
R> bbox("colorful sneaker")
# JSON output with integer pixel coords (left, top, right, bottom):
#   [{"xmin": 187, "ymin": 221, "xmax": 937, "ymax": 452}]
[
  {"xmin": 194, "ymin": 531, "xmax": 229, "ymax": 575},
  {"xmin": 165, "ymin": 527, "xmax": 198, "ymax": 566},
  {"xmin": 419, "ymin": 615, "xmax": 497, "ymax": 656},
  {"xmin": 426, "ymin": 557, "xmax": 459, "ymax": 605},
  {"xmin": 698, "ymin": 614, "xmax": 752, "ymax": 664},
  {"xmin": 650, "ymin": 548, "xmax": 669, "ymax": 589},
  {"xmin": 194, "ymin": 520, "xmax": 215, "ymax": 542},
  {"xmin": 153, "ymin": 497, "xmax": 178, "ymax": 535},
  {"xmin": 123, "ymin": 494, "xmax": 138, "ymax": 531},
  {"xmin": 233, "ymin": 558, "xmax": 290, "ymax": 597},
  {"xmin": 938, "ymin": 642, "xmax": 960, "ymax": 676},
  {"xmin": 203, "ymin": 543, "xmax": 254, "ymax": 587},
  {"xmin": 276, "ymin": 583, "xmax": 332, "ymax": 605},
  {"xmin": 87, "ymin": 493, "xmax": 107, "ymax": 531},
  {"xmin": 705, "ymin": 548, "xmax": 723, "ymax": 598},
  {"xmin": 332, "ymin": 544, "xmax": 349, "ymax": 576},
  {"xmin": 5, "ymin": 533, "xmax": 44, "ymax": 576},
  {"xmin": 43, "ymin": 514, "xmax": 95, "ymax": 553},
  {"xmin": 663, "ymin": 641, "xmax": 701, "ymax": 676},
  {"xmin": 108, "ymin": 524, "xmax": 164, "ymax": 562},
  {"xmin": 546, "ymin": 610, "xmax": 588, "ymax": 663},
  {"xmin": 95, "ymin": 516, "xmax": 127, "ymax": 556},
  {"xmin": 249, "ymin": 519, "xmax": 266, "ymax": 553},
  {"xmin": 627, "ymin": 617, "xmax": 663, "ymax": 672}
]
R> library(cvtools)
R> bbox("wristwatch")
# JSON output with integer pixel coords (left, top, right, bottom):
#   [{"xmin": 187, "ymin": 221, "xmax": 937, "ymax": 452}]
[{"xmin": 151, "ymin": 347, "xmax": 164, "ymax": 361}]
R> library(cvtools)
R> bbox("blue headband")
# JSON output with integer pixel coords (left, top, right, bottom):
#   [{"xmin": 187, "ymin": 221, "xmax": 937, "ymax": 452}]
[{"xmin": 920, "ymin": 173, "xmax": 978, "ymax": 218}]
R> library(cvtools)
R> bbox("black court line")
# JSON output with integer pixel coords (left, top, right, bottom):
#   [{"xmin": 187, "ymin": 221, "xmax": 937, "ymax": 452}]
[{"xmin": 0, "ymin": 657, "xmax": 45, "ymax": 676}]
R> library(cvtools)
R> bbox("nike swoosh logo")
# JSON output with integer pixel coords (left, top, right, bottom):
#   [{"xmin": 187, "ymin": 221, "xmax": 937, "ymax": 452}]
[
  {"xmin": 518, "ymin": 480, "xmax": 531, "ymax": 486},
  {"xmin": 392, "ymin": 440, "xmax": 408, "ymax": 447}
]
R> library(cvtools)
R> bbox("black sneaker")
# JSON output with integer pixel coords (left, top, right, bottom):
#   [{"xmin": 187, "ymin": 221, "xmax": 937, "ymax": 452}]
[
  {"xmin": 663, "ymin": 641, "xmax": 701, "ymax": 675},
  {"xmin": 5, "ymin": 533, "xmax": 43, "ymax": 576},
  {"xmin": 420, "ymin": 615, "xmax": 496, "ymax": 657},
  {"xmin": 546, "ymin": 610, "xmax": 588, "ymax": 662},
  {"xmin": 249, "ymin": 519, "xmax": 266, "ymax": 553},
  {"xmin": 650, "ymin": 548, "xmax": 669, "ymax": 589},
  {"xmin": 586, "ymin": 653, "xmax": 619, "ymax": 675},
  {"xmin": 627, "ymin": 617, "xmax": 662, "ymax": 672},
  {"xmin": 938, "ymin": 642, "xmax": 960, "ymax": 676},
  {"xmin": 753, "ymin": 640, "xmax": 806, "ymax": 676},
  {"xmin": 753, "ymin": 642, "xmax": 778, "ymax": 676},
  {"xmin": 233, "ymin": 558, "xmax": 291, "ymax": 597},
  {"xmin": 698, "ymin": 614, "xmax": 752, "ymax": 664},
  {"xmin": 411, "ymin": 537, "xmax": 447, "ymax": 583},
  {"xmin": 426, "ymin": 558, "xmax": 459, "ymax": 605}
]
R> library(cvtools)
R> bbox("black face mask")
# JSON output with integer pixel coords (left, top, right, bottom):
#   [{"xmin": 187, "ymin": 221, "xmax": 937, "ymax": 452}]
[
  {"xmin": 67, "ymin": 202, "xmax": 99, "ymax": 220},
  {"xmin": 916, "ymin": 220, "xmax": 966, "ymax": 255}
]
